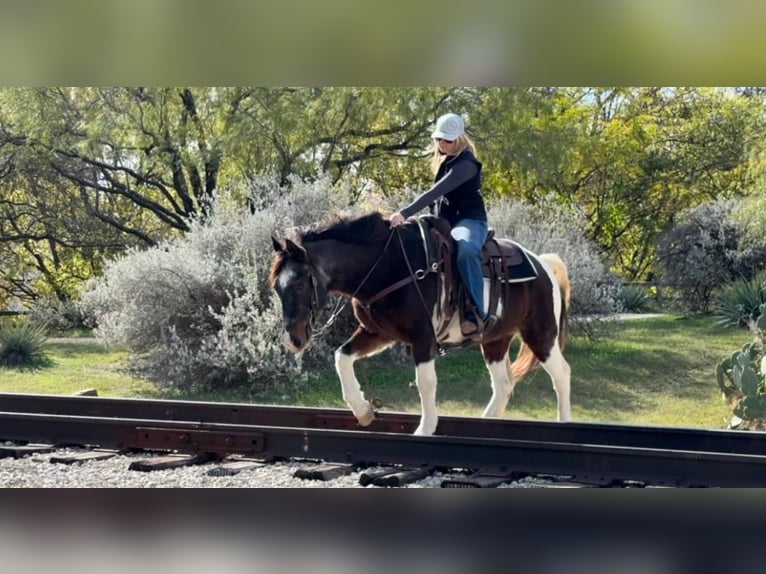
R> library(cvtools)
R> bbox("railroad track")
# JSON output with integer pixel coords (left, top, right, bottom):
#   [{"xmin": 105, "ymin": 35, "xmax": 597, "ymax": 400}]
[{"xmin": 1, "ymin": 392, "xmax": 765, "ymax": 487}]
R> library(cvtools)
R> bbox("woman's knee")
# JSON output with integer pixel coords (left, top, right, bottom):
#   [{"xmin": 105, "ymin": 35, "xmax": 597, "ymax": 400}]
[{"xmin": 456, "ymin": 240, "xmax": 481, "ymax": 260}]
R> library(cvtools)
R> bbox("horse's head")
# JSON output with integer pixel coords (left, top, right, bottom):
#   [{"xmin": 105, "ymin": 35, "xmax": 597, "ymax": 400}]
[{"xmin": 270, "ymin": 236, "xmax": 327, "ymax": 353}]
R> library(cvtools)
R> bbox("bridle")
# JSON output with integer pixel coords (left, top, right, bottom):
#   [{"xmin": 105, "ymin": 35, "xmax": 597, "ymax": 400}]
[
  {"xmin": 304, "ymin": 223, "xmax": 444, "ymax": 354},
  {"xmin": 305, "ymin": 228, "xmax": 398, "ymax": 342}
]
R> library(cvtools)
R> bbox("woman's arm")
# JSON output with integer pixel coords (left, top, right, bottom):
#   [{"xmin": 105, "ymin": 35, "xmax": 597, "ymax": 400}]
[{"xmin": 399, "ymin": 159, "xmax": 477, "ymax": 218}]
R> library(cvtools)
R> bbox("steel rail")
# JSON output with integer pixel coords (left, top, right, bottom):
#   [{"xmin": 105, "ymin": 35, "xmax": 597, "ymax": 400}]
[
  {"xmin": 1, "ymin": 392, "xmax": 766, "ymax": 457},
  {"xmin": 0, "ymin": 409, "xmax": 765, "ymax": 486}
]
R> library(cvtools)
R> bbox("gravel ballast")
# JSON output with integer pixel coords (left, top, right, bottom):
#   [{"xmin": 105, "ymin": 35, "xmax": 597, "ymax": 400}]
[{"xmin": 0, "ymin": 445, "xmax": 547, "ymax": 488}]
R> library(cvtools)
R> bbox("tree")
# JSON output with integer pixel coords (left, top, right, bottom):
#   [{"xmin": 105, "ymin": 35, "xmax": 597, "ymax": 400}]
[
  {"xmin": 1, "ymin": 86, "xmax": 764, "ymax": 305},
  {"xmin": 474, "ymin": 87, "xmax": 763, "ymax": 280}
]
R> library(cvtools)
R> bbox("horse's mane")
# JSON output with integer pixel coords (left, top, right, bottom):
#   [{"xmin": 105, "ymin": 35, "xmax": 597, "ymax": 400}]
[
  {"xmin": 269, "ymin": 211, "xmax": 391, "ymax": 287},
  {"xmin": 299, "ymin": 211, "xmax": 391, "ymax": 245}
]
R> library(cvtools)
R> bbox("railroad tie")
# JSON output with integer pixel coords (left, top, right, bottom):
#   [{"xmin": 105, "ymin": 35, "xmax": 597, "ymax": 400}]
[
  {"xmin": 441, "ymin": 470, "xmax": 526, "ymax": 488},
  {"xmin": 49, "ymin": 449, "xmax": 119, "ymax": 464},
  {"xmin": 207, "ymin": 458, "xmax": 267, "ymax": 477},
  {"xmin": 359, "ymin": 466, "xmax": 436, "ymax": 487},
  {"xmin": 0, "ymin": 443, "xmax": 54, "ymax": 459},
  {"xmin": 128, "ymin": 452, "xmax": 219, "ymax": 471},
  {"xmin": 293, "ymin": 462, "xmax": 360, "ymax": 481}
]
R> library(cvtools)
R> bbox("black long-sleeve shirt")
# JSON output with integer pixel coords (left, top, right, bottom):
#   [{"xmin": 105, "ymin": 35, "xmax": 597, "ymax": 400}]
[{"xmin": 400, "ymin": 150, "xmax": 486, "ymax": 225}]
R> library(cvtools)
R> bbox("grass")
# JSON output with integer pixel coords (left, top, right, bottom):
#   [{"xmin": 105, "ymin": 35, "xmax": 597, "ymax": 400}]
[
  {"xmin": 0, "ymin": 339, "xmax": 157, "ymax": 398},
  {"xmin": 0, "ymin": 316, "xmax": 752, "ymax": 430}
]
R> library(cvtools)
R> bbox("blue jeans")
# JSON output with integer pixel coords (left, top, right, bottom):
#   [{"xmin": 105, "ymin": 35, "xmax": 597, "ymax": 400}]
[{"xmin": 450, "ymin": 218, "xmax": 488, "ymax": 319}]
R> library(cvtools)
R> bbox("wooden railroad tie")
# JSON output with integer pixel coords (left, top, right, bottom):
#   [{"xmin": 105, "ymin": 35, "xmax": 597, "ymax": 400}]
[
  {"xmin": 0, "ymin": 443, "xmax": 54, "ymax": 459},
  {"xmin": 293, "ymin": 462, "xmax": 360, "ymax": 481},
  {"xmin": 128, "ymin": 452, "xmax": 219, "ymax": 471},
  {"xmin": 359, "ymin": 466, "xmax": 436, "ymax": 487},
  {"xmin": 49, "ymin": 449, "xmax": 120, "ymax": 464}
]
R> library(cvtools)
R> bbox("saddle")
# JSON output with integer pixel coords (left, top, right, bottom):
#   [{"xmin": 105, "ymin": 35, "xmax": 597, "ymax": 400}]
[{"xmin": 417, "ymin": 216, "xmax": 537, "ymax": 338}]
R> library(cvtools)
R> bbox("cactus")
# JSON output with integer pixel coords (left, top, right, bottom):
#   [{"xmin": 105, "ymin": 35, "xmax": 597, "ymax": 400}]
[{"xmin": 716, "ymin": 303, "xmax": 766, "ymax": 429}]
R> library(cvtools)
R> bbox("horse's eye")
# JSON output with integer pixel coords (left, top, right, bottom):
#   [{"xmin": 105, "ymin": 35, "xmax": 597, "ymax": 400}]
[{"xmin": 295, "ymin": 282, "xmax": 306, "ymax": 292}]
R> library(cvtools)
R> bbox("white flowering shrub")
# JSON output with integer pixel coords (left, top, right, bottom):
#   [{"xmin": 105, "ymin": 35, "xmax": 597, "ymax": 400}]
[
  {"xmin": 80, "ymin": 175, "xmax": 349, "ymax": 393},
  {"xmin": 487, "ymin": 196, "xmax": 620, "ymax": 317}
]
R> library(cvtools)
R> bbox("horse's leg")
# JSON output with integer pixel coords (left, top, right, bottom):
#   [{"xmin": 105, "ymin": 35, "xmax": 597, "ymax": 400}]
[
  {"xmin": 335, "ymin": 327, "xmax": 394, "ymax": 426},
  {"xmin": 539, "ymin": 341, "xmax": 572, "ymax": 422},
  {"xmin": 412, "ymin": 361, "xmax": 439, "ymax": 436},
  {"xmin": 411, "ymin": 339, "xmax": 440, "ymax": 436},
  {"xmin": 480, "ymin": 336, "xmax": 515, "ymax": 418}
]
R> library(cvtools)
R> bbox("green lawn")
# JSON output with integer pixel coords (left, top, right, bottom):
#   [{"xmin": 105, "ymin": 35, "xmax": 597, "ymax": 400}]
[
  {"xmin": 0, "ymin": 316, "xmax": 752, "ymax": 430},
  {"xmin": 0, "ymin": 339, "xmax": 157, "ymax": 398}
]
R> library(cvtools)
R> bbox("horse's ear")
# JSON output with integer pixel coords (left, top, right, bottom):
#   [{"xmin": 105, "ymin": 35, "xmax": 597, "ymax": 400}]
[
  {"xmin": 284, "ymin": 238, "xmax": 307, "ymax": 261},
  {"xmin": 272, "ymin": 236, "xmax": 284, "ymax": 253}
]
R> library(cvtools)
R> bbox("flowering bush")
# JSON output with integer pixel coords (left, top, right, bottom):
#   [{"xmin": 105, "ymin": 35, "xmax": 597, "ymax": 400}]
[{"xmin": 80, "ymin": 176, "xmax": 348, "ymax": 393}]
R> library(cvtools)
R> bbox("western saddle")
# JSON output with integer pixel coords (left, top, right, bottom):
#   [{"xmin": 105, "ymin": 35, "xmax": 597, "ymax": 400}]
[{"xmin": 415, "ymin": 216, "xmax": 536, "ymax": 339}]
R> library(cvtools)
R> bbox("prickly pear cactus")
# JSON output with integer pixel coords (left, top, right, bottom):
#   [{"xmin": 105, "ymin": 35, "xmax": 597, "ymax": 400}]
[{"xmin": 717, "ymin": 303, "xmax": 766, "ymax": 429}]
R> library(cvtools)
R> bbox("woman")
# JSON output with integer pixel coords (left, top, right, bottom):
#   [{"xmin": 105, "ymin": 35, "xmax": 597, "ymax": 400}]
[{"xmin": 389, "ymin": 112, "xmax": 494, "ymax": 337}]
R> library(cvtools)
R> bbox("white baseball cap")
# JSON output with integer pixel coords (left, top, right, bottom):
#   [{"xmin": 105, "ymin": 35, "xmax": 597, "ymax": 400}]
[{"xmin": 431, "ymin": 113, "xmax": 465, "ymax": 141}]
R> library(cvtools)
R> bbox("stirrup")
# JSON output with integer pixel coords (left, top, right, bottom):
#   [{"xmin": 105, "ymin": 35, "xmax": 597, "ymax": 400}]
[
  {"xmin": 483, "ymin": 314, "xmax": 498, "ymax": 334},
  {"xmin": 466, "ymin": 314, "xmax": 497, "ymax": 341}
]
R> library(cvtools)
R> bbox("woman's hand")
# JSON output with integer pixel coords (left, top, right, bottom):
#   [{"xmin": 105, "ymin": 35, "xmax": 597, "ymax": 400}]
[{"xmin": 389, "ymin": 212, "xmax": 406, "ymax": 228}]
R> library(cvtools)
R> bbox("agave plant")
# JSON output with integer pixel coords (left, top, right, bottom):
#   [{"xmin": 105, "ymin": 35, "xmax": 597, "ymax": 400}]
[
  {"xmin": 0, "ymin": 320, "xmax": 50, "ymax": 367},
  {"xmin": 713, "ymin": 270, "xmax": 766, "ymax": 328}
]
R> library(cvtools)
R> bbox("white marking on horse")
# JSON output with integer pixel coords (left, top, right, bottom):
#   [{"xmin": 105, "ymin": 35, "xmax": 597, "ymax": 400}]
[
  {"xmin": 482, "ymin": 355, "xmax": 514, "ymax": 418},
  {"xmin": 334, "ymin": 348, "xmax": 375, "ymax": 426},
  {"xmin": 537, "ymin": 254, "xmax": 571, "ymax": 421},
  {"xmin": 541, "ymin": 342, "xmax": 571, "ymax": 421},
  {"xmin": 413, "ymin": 359, "xmax": 438, "ymax": 435},
  {"xmin": 538, "ymin": 255, "xmax": 564, "ymax": 329},
  {"xmin": 277, "ymin": 265, "xmax": 298, "ymax": 291}
]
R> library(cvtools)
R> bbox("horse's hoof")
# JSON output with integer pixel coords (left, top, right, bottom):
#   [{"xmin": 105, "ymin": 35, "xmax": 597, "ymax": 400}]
[
  {"xmin": 356, "ymin": 405, "xmax": 376, "ymax": 427},
  {"xmin": 413, "ymin": 426, "xmax": 435, "ymax": 436}
]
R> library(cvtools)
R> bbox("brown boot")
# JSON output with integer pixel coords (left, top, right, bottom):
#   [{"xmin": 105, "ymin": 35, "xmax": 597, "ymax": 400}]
[
  {"xmin": 460, "ymin": 309, "xmax": 483, "ymax": 336},
  {"xmin": 461, "ymin": 319, "xmax": 481, "ymax": 336}
]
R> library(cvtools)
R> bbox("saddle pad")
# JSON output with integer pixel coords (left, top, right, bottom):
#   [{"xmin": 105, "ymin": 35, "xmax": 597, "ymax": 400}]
[{"xmin": 482, "ymin": 239, "xmax": 538, "ymax": 283}]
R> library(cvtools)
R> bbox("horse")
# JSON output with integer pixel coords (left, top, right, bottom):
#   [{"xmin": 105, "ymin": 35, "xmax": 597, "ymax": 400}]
[{"xmin": 269, "ymin": 211, "xmax": 571, "ymax": 436}]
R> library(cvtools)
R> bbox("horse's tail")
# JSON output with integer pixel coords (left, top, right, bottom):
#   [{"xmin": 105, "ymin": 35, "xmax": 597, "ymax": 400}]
[{"xmin": 510, "ymin": 253, "xmax": 570, "ymax": 381}]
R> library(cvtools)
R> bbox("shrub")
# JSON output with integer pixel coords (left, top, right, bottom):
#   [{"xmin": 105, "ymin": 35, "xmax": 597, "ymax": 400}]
[
  {"xmin": 80, "ymin": 175, "xmax": 353, "ymax": 393},
  {"xmin": 28, "ymin": 296, "xmax": 89, "ymax": 333},
  {"xmin": 618, "ymin": 284, "xmax": 651, "ymax": 313},
  {"xmin": 487, "ymin": 195, "xmax": 621, "ymax": 318},
  {"xmin": 0, "ymin": 320, "xmax": 50, "ymax": 368},
  {"xmin": 656, "ymin": 199, "xmax": 766, "ymax": 312},
  {"xmin": 713, "ymin": 270, "xmax": 766, "ymax": 328}
]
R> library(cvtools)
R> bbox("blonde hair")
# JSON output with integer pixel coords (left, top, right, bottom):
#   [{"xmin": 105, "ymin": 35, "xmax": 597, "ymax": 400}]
[{"xmin": 430, "ymin": 133, "xmax": 477, "ymax": 174}]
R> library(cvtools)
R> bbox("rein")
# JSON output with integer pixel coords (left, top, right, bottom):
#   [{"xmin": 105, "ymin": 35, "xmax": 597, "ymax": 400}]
[
  {"xmin": 308, "ymin": 221, "xmax": 444, "ymax": 356},
  {"xmin": 308, "ymin": 228, "xmax": 397, "ymax": 341},
  {"xmin": 393, "ymin": 227, "xmax": 446, "ymax": 356},
  {"xmin": 358, "ymin": 224, "xmax": 445, "ymax": 356}
]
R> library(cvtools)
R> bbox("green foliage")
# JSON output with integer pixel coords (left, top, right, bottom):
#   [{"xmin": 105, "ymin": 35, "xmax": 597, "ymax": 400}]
[
  {"xmin": 716, "ymin": 303, "xmax": 766, "ymax": 428},
  {"xmin": 2, "ymin": 86, "xmax": 766, "ymax": 308},
  {"xmin": 713, "ymin": 270, "xmax": 766, "ymax": 328},
  {"xmin": 657, "ymin": 199, "xmax": 766, "ymax": 313},
  {"xmin": 619, "ymin": 284, "xmax": 651, "ymax": 312},
  {"xmin": 0, "ymin": 320, "xmax": 50, "ymax": 368}
]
